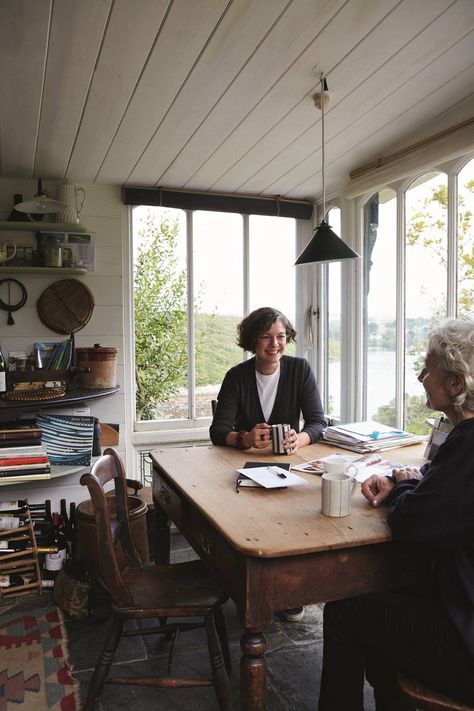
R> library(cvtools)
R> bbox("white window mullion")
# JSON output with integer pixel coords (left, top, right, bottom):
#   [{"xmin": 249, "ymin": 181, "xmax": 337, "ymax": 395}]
[
  {"xmin": 396, "ymin": 189, "xmax": 406, "ymax": 429},
  {"xmin": 447, "ymin": 171, "xmax": 458, "ymax": 316},
  {"xmin": 186, "ymin": 210, "xmax": 196, "ymax": 419},
  {"xmin": 243, "ymin": 214, "xmax": 249, "ymax": 316}
]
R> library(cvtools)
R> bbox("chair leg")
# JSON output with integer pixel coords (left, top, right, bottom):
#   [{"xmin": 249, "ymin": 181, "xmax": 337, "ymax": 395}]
[
  {"xmin": 205, "ymin": 615, "xmax": 231, "ymax": 711},
  {"xmin": 214, "ymin": 606, "xmax": 232, "ymax": 675},
  {"xmin": 82, "ymin": 618, "xmax": 124, "ymax": 711}
]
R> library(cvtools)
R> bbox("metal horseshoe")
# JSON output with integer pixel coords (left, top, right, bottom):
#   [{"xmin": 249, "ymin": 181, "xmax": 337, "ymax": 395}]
[{"xmin": 0, "ymin": 278, "xmax": 28, "ymax": 325}]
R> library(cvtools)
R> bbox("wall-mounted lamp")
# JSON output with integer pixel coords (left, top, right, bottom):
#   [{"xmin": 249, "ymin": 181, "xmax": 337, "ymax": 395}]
[{"xmin": 295, "ymin": 75, "xmax": 360, "ymax": 265}]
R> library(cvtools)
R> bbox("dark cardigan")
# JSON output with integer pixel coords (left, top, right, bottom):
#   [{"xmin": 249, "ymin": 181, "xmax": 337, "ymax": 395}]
[
  {"xmin": 387, "ymin": 417, "xmax": 474, "ymax": 661},
  {"xmin": 209, "ymin": 355, "xmax": 326, "ymax": 445}
]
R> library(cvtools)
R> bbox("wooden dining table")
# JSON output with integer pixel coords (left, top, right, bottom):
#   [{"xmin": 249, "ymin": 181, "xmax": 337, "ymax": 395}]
[{"xmin": 150, "ymin": 441, "xmax": 425, "ymax": 710}]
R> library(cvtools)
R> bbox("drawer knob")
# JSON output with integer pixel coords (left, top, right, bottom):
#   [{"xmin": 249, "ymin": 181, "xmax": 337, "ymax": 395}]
[
  {"xmin": 158, "ymin": 488, "xmax": 170, "ymax": 506},
  {"xmin": 199, "ymin": 532, "xmax": 214, "ymax": 557}
]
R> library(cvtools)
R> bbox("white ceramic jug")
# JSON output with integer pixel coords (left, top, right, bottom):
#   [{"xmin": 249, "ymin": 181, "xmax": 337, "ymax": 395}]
[
  {"xmin": 56, "ymin": 181, "xmax": 86, "ymax": 224},
  {"xmin": 0, "ymin": 241, "xmax": 17, "ymax": 263}
]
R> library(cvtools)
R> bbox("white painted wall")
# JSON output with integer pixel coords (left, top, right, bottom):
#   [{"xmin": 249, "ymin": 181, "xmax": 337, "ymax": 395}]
[{"xmin": 0, "ymin": 178, "xmax": 126, "ymax": 512}]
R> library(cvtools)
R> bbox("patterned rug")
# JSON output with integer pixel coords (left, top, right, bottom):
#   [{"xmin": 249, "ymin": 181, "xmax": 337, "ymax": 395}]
[{"xmin": 0, "ymin": 593, "xmax": 80, "ymax": 710}]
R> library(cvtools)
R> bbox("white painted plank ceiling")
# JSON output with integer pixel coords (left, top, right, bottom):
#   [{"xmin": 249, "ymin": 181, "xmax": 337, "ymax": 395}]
[{"xmin": 1, "ymin": 0, "xmax": 473, "ymax": 202}]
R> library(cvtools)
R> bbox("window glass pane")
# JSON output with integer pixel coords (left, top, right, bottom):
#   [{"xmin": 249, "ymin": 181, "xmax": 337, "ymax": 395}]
[
  {"xmin": 193, "ymin": 211, "xmax": 243, "ymax": 417},
  {"xmin": 457, "ymin": 159, "xmax": 474, "ymax": 317},
  {"xmin": 363, "ymin": 189, "xmax": 397, "ymax": 425},
  {"xmin": 133, "ymin": 206, "xmax": 187, "ymax": 421},
  {"xmin": 249, "ymin": 216, "xmax": 296, "ymax": 339},
  {"xmin": 327, "ymin": 208, "xmax": 341, "ymax": 419},
  {"xmin": 405, "ymin": 172, "xmax": 447, "ymax": 433}
]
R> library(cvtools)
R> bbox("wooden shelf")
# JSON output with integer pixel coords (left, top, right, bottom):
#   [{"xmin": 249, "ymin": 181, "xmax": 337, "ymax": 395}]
[
  {"xmin": 0, "ymin": 221, "xmax": 88, "ymax": 232},
  {"xmin": 0, "ymin": 266, "xmax": 87, "ymax": 275},
  {"xmin": 0, "ymin": 385, "xmax": 120, "ymax": 419}
]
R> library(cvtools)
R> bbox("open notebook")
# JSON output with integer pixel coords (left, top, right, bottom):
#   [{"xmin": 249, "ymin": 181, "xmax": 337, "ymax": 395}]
[{"xmin": 236, "ymin": 462, "xmax": 308, "ymax": 491}]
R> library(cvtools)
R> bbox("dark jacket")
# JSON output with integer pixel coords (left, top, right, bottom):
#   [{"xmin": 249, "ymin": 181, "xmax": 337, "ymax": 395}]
[
  {"xmin": 387, "ymin": 417, "xmax": 474, "ymax": 660},
  {"xmin": 209, "ymin": 355, "xmax": 326, "ymax": 446}
]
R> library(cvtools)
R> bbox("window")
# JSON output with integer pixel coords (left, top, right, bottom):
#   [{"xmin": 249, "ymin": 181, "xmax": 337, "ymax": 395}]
[
  {"xmin": 132, "ymin": 207, "xmax": 296, "ymax": 427},
  {"xmin": 362, "ymin": 189, "xmax": 397, "ymax": 425},
  {"xmin": 457, "ymin": 159, "xmax": 474, "ymax": 316},
  {"xmin": 361, "ymin": 158, "xmax": 473, "ymax": 433}
]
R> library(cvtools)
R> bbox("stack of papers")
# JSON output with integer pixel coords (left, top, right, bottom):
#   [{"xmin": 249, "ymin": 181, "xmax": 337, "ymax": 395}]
[
  {"xmin": 292, "ymin": 453, "xmax": 399, "ymax": 482},
  {"xmin": 322, "ymin": 420, "xmax": 426, "ymax": 453}
]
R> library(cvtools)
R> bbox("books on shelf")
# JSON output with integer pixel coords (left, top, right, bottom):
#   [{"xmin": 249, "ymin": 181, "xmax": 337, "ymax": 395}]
[
  {"xmin": 322, "ymin": 420, "xmax": 426, "ymax": 453},
  {"xmin": 33, "ymin": 338, "xmax": 73, "ymax": 370},
  {"xmin": 0, "ymin": 427, "xmax": 43, "ymax": 450},
  {"xmin": 36, "ymin": 414, "xmax": 95, "ymax": 466},
  {"xmin": 0, "ymin": 470, "xmax": 51, "ymax": 485}
]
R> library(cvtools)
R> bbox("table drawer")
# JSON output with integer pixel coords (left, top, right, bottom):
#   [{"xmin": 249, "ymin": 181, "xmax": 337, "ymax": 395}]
[{"xmin": 152, "ymin": 474, "xmax": 184, "ymax": 529}]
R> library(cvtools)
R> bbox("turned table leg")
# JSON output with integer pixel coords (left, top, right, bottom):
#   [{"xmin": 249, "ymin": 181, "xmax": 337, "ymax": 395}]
[{"xmin": 240, "ymin": 629, "xmax": 267, "ymax": 710}]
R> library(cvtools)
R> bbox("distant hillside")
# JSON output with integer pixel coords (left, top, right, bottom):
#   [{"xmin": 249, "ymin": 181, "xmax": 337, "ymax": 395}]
[{"xmin": 195, "ymin": 313, "xmax": 241, "ymax": 386}]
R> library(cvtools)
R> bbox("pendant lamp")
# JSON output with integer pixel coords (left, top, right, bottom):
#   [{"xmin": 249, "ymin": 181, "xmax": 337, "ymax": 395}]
[
  {"xmin": 295, "ymin": 75, "xmax": 359, "ymax": 265},
  {"xmin": 14, "ymin": 178, "xmax": 67, "ymax": 221}
]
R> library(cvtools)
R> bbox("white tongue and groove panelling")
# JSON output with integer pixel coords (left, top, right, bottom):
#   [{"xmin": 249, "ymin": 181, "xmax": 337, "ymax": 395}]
[{"xmin": 1, "ymin": 1, "xmax": 473, "ymax": 201}]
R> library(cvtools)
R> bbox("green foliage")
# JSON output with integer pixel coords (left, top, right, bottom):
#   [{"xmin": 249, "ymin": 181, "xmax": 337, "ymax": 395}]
[
  {"xmin": 374, "ymin": 394, "xmax": 439, "ymax": 435},
  {"xmin": 194, "ymin": 313, "xmax": 241, "ymax": 386},
  {"xmin": 406, "ymin": 177, "xmax": 474, "ymax": 316},
  {"xmin": 134, "ymin": 211, "xmax": 187, "ymax": 420}
]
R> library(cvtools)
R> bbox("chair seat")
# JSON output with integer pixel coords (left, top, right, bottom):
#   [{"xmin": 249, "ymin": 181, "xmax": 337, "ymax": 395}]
[
  {"xmin": 398, "ymin": 674, "xmax": 474, "ymax": 711},
  {"xmin": 120, "ymin": 559, "xmax": 228, "ymax": 615}
]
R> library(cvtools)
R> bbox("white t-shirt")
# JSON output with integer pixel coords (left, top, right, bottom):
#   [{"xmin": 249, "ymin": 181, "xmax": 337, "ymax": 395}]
[{"xmin": 255, "ymin": 365, "xmax": 280, "ymax": 421}]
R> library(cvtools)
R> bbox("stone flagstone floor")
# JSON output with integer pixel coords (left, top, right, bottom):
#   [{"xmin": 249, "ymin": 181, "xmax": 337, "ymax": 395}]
[{"xmin": 65, "ymin": 532, "xmax": 376, "ymax": 710}]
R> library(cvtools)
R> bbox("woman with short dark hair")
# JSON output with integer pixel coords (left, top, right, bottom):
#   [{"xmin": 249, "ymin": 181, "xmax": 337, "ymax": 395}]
[
  {"xmin": 210, "ymin": 306, "xmax": 326, "ymax": 453},
  {"xmin": 318, "ymin": 317, "xmax": 474, "ymax": 710},
  {"xmin": 210, "ymin": 306, "xmax": 326, "ymax": 623}
]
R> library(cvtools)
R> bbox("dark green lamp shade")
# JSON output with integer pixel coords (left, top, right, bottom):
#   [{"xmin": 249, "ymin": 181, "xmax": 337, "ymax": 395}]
[{"xmin": 295, "ymin": 220, "xmax": 360, "ymax": 265}]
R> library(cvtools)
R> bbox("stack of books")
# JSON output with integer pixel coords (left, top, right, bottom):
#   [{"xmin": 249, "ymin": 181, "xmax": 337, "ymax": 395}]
[
  {"xmin": 0, "ymin": 430, "xmax": 51, "ymax": 484},
  {"xmin": 0, "ymin": 425, "xmax": 43, "ymax": 449},
  {"xmin": 322, "ymin": 420, "xmax": 426, "ymax": 453}
]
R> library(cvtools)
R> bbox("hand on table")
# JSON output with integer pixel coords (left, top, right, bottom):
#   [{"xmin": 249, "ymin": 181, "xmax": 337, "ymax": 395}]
[
  {"xmin": 246, "ymin": 423, "xmax": 271, "ymax": 449},
  {"xmin": 282, "ymin": 428, "xmax": 305, "ymax": 454},
  {"xmin": 361, "ymin": 474, "xmax": 395, "ymax": 507},
  {"xmin": 391, "ymin": 466, "xmax": 422, "ymax": 482}
]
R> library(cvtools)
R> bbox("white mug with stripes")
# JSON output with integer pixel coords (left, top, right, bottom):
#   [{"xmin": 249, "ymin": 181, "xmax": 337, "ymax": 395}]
[{"xmin": 321, "ymin": 465, "xmax": 356, "ymax": 517}]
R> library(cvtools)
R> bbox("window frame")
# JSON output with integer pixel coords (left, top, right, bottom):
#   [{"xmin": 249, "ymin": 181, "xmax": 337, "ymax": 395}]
[{"xmin": 127, "ymin": 207, "xmax": 306, "ymax": 446}]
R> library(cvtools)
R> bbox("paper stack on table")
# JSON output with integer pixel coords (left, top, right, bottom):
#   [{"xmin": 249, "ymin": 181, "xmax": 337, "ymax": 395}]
[
  {"xmin": 322, "ymin": 420, "xmax": 426, "ymax": 453},
  {"xmin": 291, "ymin": 453, "xmax": 397, "ymax": 482}
]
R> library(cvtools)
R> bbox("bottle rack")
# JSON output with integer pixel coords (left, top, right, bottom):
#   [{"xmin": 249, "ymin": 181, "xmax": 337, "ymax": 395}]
[{"xmin": 0, "ymin": 516, "xmax": 42, "ymax": 600}]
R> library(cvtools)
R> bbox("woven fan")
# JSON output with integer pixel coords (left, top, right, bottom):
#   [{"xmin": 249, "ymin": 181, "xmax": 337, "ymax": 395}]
[{"xmin": 37, "ymin": 279, "xmax": 95, "ymax": 335}]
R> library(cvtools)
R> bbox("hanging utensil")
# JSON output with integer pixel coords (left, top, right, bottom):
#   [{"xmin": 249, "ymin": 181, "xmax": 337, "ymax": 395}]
[{"xmin": 0, "ymin": 278, "xmax": 28, "ymax": 325}]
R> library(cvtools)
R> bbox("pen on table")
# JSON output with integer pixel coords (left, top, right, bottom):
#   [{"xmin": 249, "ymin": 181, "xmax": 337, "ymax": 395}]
[{"xmin": 268, "ymin": 466, "xmax": 287, "ymax": 479}]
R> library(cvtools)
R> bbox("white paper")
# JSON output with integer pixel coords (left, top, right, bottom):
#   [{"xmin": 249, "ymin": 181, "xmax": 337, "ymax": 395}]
[
  {"xmin": 236, "ymin": 465, "xmax": 309, "ymax": 489},
  {"xmin": 291, "ymin": 453, "xmax": 357, "ymax": 474}
]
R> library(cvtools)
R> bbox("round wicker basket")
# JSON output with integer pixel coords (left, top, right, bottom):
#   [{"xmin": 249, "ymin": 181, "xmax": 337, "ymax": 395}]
[{"xmin": 37, "ymin": 279, "xmax": 95, "ymax": 334}]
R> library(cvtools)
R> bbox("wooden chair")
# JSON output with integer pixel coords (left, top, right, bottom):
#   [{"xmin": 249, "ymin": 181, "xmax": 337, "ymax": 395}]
[
  {"xmin": 398, "ymin": 674, "xmax": 474, "ymax": 711},
  {"xmin": 80, "ymin": 448, "xmax": 231, "ymax": 711}
]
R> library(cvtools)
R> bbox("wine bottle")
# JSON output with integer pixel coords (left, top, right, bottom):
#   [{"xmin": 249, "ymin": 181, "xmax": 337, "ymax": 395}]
[
  {"xmin": 65, "ymin": 502, "xmax": 76, "ymax": 559},
  {"xmin": 44, "ymin": 513, "xmax": 67, "ymax": 574},
  {"xmin": 60, "ymin": 498, "xmax": 69, "ymax": 528},
  {"xmin": 0, "ymin": 573, "xmax": 34, "ymax": 588},
  {"xmin": 0, "ymin": 515, "xmax": 30, "ymax": 530},
  {"xmin": 0, "ymin": 538, "xmax": 58, "ymax": 554},
  {"xmin": 0, "ymin": 343, "xmax": 6, "ymax": 394},
  {"xmin": 0, "ymin": 500, "xmax": 29, "ymax": 515}
]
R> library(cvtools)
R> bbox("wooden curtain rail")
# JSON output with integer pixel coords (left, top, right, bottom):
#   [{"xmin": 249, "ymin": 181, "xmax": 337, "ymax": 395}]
[{"xmin": 349, "ymin": 116, "xmax": 474, "ymax": 180}]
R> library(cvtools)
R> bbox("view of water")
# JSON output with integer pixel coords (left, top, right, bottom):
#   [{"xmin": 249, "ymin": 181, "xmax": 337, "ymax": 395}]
[{"xmin": 329, "ymin": 351, "xmax": 423, "ymax": 420}]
